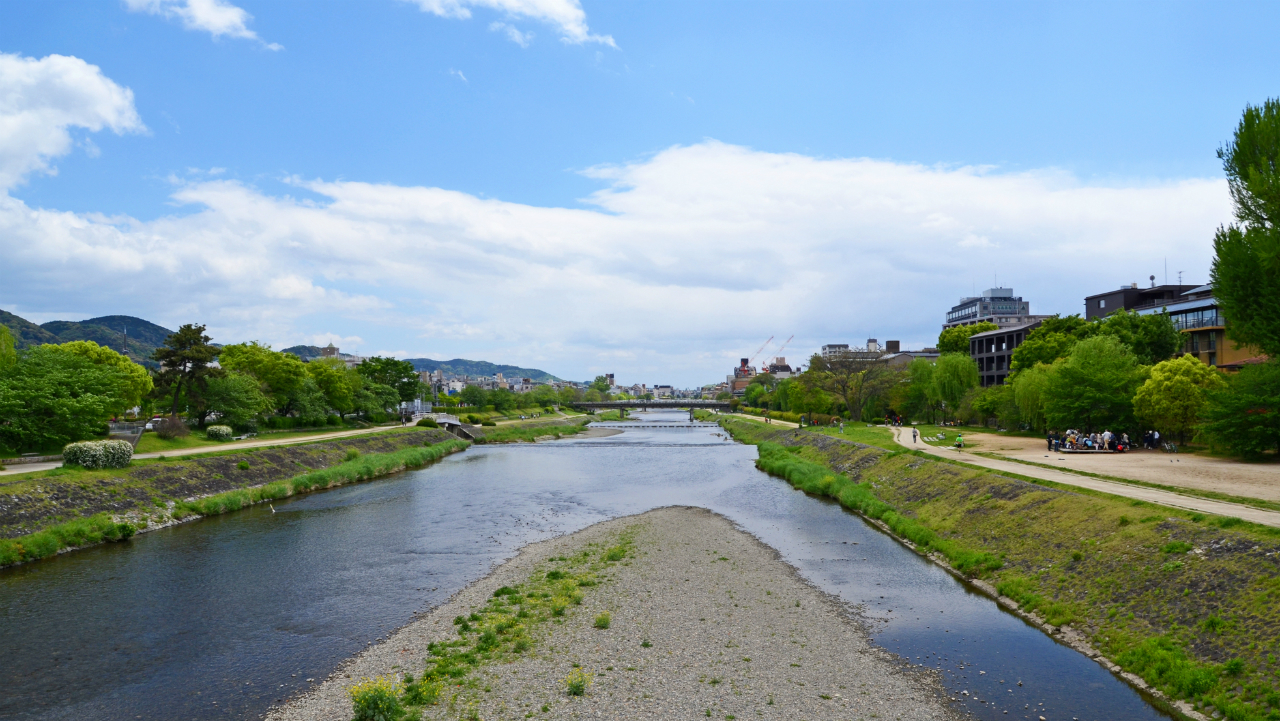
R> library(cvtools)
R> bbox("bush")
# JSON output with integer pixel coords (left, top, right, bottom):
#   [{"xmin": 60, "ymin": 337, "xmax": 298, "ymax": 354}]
[
  {"xmin": 348, "ymin": 676, "xmax": 404, "ymax": 721},
  {"xmin": 481, "ymin": 420, "xmax": 497, "ymax": 427},
  {"xmin": 369, "ymin": 412, "xmax": 388, "ymax": 423},
  {"xmin": 564, "ymin": 667, "xmax": 591, "ymax": 696},
  {"xmin": 465, "ymin": 414, "xmax": 482, "ymax": 424},
  {"xmin": 416, "ymin": 418, "xmax": 439, "ymax": 428},
  {"xmin": 63, "ymin": 439, "xmax": 134, "ymax": 469},
  {"xmin": 155, "ymin": 415, "xmax": 190, "ymax": 439},
  {"xmin": 345, "ymin": 449, "xmax": 361, "ymax": 461},
  {"xmin": 594, "ymin": 612, "xmax": 611, "ymax": 629},
  {"xmin": 326, "ymin": 414, "xmax": 341, "ymax": 426},
  {"xmin": 205, "ymin": 425, "xmax": 233, "ymax": 441}
]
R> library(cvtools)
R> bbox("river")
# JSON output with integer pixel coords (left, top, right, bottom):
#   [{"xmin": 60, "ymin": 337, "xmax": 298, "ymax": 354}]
[{"xmin": 0, "ymin": 411, "xmax": 1174, "ymax": 720}]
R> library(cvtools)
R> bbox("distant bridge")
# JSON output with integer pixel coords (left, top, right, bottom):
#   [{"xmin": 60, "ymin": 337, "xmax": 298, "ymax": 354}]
[{"xmin": 573, "ymin": 400, "xmax": 731, "ymax": 411}]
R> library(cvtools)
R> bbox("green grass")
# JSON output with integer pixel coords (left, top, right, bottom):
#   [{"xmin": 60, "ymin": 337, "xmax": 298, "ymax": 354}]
[
  {"xmin": 394, "ymin": 530, "xmax": 635, "ymax": 714},
  {"xmin": 803, "ymin": 424, "xmax": 898, "ymax": 450},
  {"xmin": 473, "ymin": 419, "xmax": 590, "ymax": 444},
  {"xmin": 0, "ymin": 513, "xmax": 136, "ymax": 566},
  {"xmin": 718, "ymin": 416, "xmax": 1280, "ymax": 721},
  {"xmin": 0, "ymin": 436, "xmax": 468, "ymax": 567},
  {"xmin": 173, "ymin": 439, "xmax": 469, "ymax": 519}
]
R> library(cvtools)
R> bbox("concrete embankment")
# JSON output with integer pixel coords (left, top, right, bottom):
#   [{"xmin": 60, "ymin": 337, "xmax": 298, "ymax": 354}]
[
  {"xmin": 720, "ymin": 417, "xmax": 1280, "ymax": 721},
  {"xmin": 268, "ymin": 507, "xmax": 959, "ymax": 721}
]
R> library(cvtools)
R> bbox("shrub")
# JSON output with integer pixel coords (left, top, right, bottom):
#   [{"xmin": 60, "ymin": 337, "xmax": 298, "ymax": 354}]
[
  {"xmin": 63, "ymin": 439, "xmax": 133, "ymax": 469},
  {"xmin": 237, "ymin": 461, "xmax": 250, "ymax": 470},
  {"xmin": 416, "ymin": 418, "xmax": 439, "ymax": 428},
  {"xmin": 326, "ymin": 414, "xmax": 341, "ymax": 426},
  {"xmin": 1162, "ymin": 541, "xmax": 1194, "ymax": 554},
  {"xmin": 564, "ymin": 667, "xmax": 591, "ymax": 696},
  {"xmin": 402, "ymin": 677, "xmax": 442, "ymax": 706},
  {"xmin": 594, "ymin": 612, "xmax": 611, "ymax": 629},
  {"xmin": 345, "ymin": 449, "xmax": 361, "ymax": 462},
  {"xmin": 205, "ymin": 425, "xmax": 233, "ymax": 441},
  {"xmin": 465, "ymin": 414, "xmax": 481, "ymax": 424},
  {"xmin": 348, "ymin": 676, "xmax": 404, "ymax": 721},
  {"xmin": 155, "ymin": 415, "xmax": 190, "ymax": 439},
  {"xmin": 1116, "ymin": 636, "xmax": 1218, "ymax": 699},
  {"xmin": 481, "ymin": 420, "xmax": 497, "ymax": 427}
]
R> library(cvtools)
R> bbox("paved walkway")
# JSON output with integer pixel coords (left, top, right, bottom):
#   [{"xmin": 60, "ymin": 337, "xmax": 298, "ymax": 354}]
[
  {"xmin": 891, "ymin": 427, "xmax": 1280, "ymax": 528},
  {"xmin": 0, "ymin": 425, "xmax": 410, "ymax": 478}
]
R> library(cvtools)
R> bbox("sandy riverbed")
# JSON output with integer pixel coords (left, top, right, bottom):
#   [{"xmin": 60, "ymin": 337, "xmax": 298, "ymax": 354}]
[{"xmin": 267, "ymin": 507, "xmax": 958, "ymax": 721}]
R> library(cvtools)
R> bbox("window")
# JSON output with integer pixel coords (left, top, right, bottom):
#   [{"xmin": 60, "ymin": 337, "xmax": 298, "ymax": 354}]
[
  {"xmin": 1208, "ymin": 332, "xmax": 1217, "ymax": 351},
  {"xmin": 1099, "ymin": 299, "xmax": 1106, "ymax": 308},
  {"xmin": 1208, "ymin": 353, "xmax": 1216, "ymax": 367},
  {"xmin": 1191, "ymin": 333, "xmax": 1199, "ymax": 353}
]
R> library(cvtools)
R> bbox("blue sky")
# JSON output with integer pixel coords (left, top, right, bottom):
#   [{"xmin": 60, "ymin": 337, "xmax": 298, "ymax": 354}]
[{"xmin": 1, "ymin": 1, "xmax": 1277, "ymax": 385}]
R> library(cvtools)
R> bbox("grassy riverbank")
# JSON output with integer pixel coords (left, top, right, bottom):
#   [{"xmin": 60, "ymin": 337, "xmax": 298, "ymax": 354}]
[
  {"xmin": 0, "ymin": 428, "xmax": 459, "ymax": 563},
  {"xmin": 720, "ymin": 417, "xmax": 1280, "ymax": 721},
  {"xmin": 472, "ymin": 417, "xmax": 592, "ymax": 444}
]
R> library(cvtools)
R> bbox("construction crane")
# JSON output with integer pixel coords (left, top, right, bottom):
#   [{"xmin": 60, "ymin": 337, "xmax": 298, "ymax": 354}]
[
  {"xmin": 747, "ymin": 336, "xmax": 774, "ymax": 367},
  {"xmin": 770, "ymin": 335, "xmax": 794, "ymax": 365}
]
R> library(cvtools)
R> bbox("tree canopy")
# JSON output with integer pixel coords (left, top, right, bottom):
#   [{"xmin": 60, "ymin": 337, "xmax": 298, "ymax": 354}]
[
  {"xmin": 1200, "ymin": 360, "xmax": 1280, "ymax": 457},
  {"xmin": 0, "ymin": 346, "xmax": 134, "ymax": 451},
  {"xmin": 151, "ymin": 324, "xmax": 221, "ymax": 416},
  {"xmin": 804, "ymin": 351, "xmax": 896, "ymax": 421},
  {"xmin": 1133, "ymin": 354, "xmax": 1227, "ymax": 442},
  {"xmin": 937, "ymin": 322, "xmax": 998, "ymax": 354},
  {"xmin": 357, "ymin": 356, "xmax": 422, "ymax": 403},
  {"xmin": 1212, "ymin": 98, "xmax": 1280, "ymax": 358},
  {"xmin": 1042, "ymin": 336, "xmax": 1144, "ymax": 433},
  {"xmin": 57, "ymin": 340, "xmax": 154, "ymax": 412},
  {"xmin": 933, "ymin": 352, "xmax": 978, "ymax": 420}
]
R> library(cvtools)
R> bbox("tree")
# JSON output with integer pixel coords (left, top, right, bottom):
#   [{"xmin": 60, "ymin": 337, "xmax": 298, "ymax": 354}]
[
  {"xmin": 590, "ymin": 375, "xmax": 612, "ymax": 393},
  {"xmin": 969, "ymin": 384, "xmax": 1016, "ymax": 428},
  {"xmin": 1095, "ymin": 310, "xmax": 1183, "ymax": 366},
  {"xmin": 217, "ymin": 342, "xmax": 307, "ymax": 413},
  {"xmin": 1043, "ymin": 336, "xmax": 1144, "ymax": 433},
  {"xmin": 459, "ymin": 384, "xmax": 487, "ymax": 408},
  {"xmin": 306, "ymin": 358, "xmax": 356, "ymax": 416},
  {"xmin": 1009, "ymin": 331, "xmax": 1079, "ymax": 371},
  {"xmin": 933, "ymin": 352, "xmax": 979, "ymax": 421},
  {"xmin": 803, "ymin": 352, "xmax": 896, "ymax": 421},
  {"xmin": 937, "ymin": 322, "xmax": 999, "ymax": 354},
  {"xmin": 1211, "ymin": 99, "xmax": 1280, "ymax": 358},
  {"xmin": 357, "ymin": 356, "xmax": 422, "ymax": 404},
  {"xmin": 57, "ymin": 340, "xmax": 154, "ymax": 413},
  {"xmin": 896, "ymin": 357, "xmax": 939, "ymax": 423},
  {"xmin": 489, "ymin": 388, "xmax": 517, "ymax": 412},
  {"xmin": 1133, "ymin": 354, "xmax": 1227, "ymax": 442},
  {"xmin": 1010, "ymin": 363, "xmax": 1050, "ymax": 433},
  {"xmin": 352, "ymin": 377, "xmax": 400, "ymax": 418},
  {"xmin": 0, "ymin": 346, "xmax": 132, "ymax": 451},
  {"xmin": 152, "ymin": 324, "xmax": 221, "ymax": 417},
  {"xmin": 0, "ymin": 324, "xmax": 15, "ymax": 373},
  {"xmin": 204, "ymin": 371, "xmax": 274, "ymax": 428},
  {"xmin": 1200, "ymin": 360, "xmax": 1280, "ymax": 457}
]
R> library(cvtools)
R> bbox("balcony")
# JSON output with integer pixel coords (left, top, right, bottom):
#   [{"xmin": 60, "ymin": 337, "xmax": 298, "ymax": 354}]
[{"xmin": 1174, "ymin": 315, "xmax": 1224, "ymax": 331}]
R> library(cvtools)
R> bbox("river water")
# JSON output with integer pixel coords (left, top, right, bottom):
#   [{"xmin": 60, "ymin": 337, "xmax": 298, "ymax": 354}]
[{"xmin": 0, "ymin": 412, "xmax": 1173, "ymax": 721}]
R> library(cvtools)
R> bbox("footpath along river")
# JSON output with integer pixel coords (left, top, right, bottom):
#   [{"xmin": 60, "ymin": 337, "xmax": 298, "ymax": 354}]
[{"xmin": 0, "ymin": 411, "xmax": 1175, "ymax": 721}]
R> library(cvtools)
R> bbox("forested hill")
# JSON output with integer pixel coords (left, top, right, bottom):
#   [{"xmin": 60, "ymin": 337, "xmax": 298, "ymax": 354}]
[
  {"xmin": 1, "ymin": 309, "xmax": 174, "ymax": 366},
  {"xmin": 405, "ymin": 358, "xmax": 564, "ymax": 383}
]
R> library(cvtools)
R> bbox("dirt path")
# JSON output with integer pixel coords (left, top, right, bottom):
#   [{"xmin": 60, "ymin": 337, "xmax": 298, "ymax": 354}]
[
  {"xmin": 268, "ymin": 508, "xmax": 958, "ymax": 721},
  {"xmin": 893, "ymin": 428, "xmax": 1280, "ymax": 528},
  {"xmin": 931, "ymin": 430, "xmax": 1280, "ymax": 503}
]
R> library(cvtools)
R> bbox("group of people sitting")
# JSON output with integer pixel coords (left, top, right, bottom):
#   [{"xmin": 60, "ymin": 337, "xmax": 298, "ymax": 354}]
[{"xmin": 1048, "ymin": 429, "xmax": 1130, "ymax": 452}]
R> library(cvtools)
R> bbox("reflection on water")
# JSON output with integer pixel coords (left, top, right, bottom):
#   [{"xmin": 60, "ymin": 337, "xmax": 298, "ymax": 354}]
[{"xmin": 0, "ymin": 411, "xmax": 1172, "ymax": 720}]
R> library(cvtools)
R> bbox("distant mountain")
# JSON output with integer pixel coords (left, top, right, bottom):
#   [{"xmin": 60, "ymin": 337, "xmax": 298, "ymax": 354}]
[
  {"xmin": 0, "ymin": 309, "xmax": 174, "ymax": 367},
  {"xmin": 280, "ymin": 345, "xmax": 359, "ymax": 361},
  {"xmin": 406, "ymin": 358, "xmax": 564, "ymax": 383}
]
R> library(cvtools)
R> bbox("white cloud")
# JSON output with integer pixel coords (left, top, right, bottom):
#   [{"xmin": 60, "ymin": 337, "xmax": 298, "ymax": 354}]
[
  {"xmin": 0, "ymin": 53, "xmax": 144, "ymax": 190},
  {"xmin": 449, "ymin": 68, "xmax": 469, "ymax": 83},
  {"xmin": 404, "ymin": 0, "xmax": 615, "ymax": 46},
  {"xmin": 489, "ymin": 21, "xmax": 532, "ymax": 47},
  {"xmin": 124, "ymin": 0, "xmax": 282, "ymax": 49},
  {"xmin": 0, "ymin": 140, "xmax": 1232, "ymax": 385}
]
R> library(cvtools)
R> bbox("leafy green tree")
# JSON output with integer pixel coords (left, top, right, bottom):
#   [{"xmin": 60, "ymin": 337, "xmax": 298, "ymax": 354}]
[
  {"xmin": 895, "ymin": 357, "xmax": 939, "ymax": 423},
  {"xmin": 1010, "ymin": 331, "xmax": 1079, "ymax": 371},
  {"xmin": 785, "ymin": 379, "xmax": 830, "ymax": 418},
  {"xmin": 1212, "ymin": 99, "xmax": 1280, "ymax": 358},
  {"xmin": 0, "ymin": 346, "xmax": 132, "ymax": 451},
  {"xmin": 1043, "ymin": 336, "xmax": 1144, "ymax": 432},
  {"xmin": 152, "ymin": 324, "xmax": 221, "ymax": 417},
  {"xmin": 204, "ymin": 371, "xmax": 274, "ymax": 428},
  {"xmin": 583, "ymin": 388, "xmax": 603, "ymax": 402},
  {"xmin": 217, "ymin": 342, "xmax": 308, "ymax": 413},
  {"xmin": 0, "ymin": 324, "xmax": 15, "ymax": 373},
  {"xmin": 969, "ymin": 384, "xmax": 1016, "ymax": 427},
  {"xmin": 490, "ymin": 388, "xmax": 517, "ymax": 412},
  {"xmin": 1133, "ymin": 354, "xmax": 1227, "ymax": 442},
  {"xmin": 557, "ymin": 386, "xmax": 579, "ymax": 405},
  {"xmin": 1095, "ymin": 310, "xmax": 1182, "ymax": 365},
  {"xmin": 357, "ymin": 356, "xmax": 422, "ymax": 404},
  {"xmin": 290, "ymin": 376, "xmax": 332, "ymax": 423},
  {"xmin": 937, "ymin": 322, "xmax": 999, "ymax": 354},
  {"xmin": 1200, "ymin": 360, "xmax": 1280, "ymax": 456},
  {"xmin": 56, "ymin": 340, "xmax": 154, "ymax": 413},
  {"xmin": 933, "ymin": 352, "xmax": 979, "ymax": 421},
  {"xmin": 459, "ymin": 384, "xmax": 487, "ymax": 408},
  {"xmin": 352, "ymin": 377, "xmax": 400, "ymax": 418},
  {"xmin": 803, "ymin": 351, "xmax": 896, "ymax": 421},
  {"xmin": 306, "ymin": 358, "xmax": 356, "ymax": 416},
  {"xmin": 590, "ymin": 375, "xmax": 612, "ymax": 393},
  {"xmin": 743, "ymin": 383, "xmax": 769, "ymax": 407},
  {"xmin": 1011, "ymin": 363, "xmax": 1050, "ymax": 432}
]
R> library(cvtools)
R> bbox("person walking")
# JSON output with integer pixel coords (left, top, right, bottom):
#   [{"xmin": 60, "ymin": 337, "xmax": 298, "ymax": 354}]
[{"xmin": 912, "ymin": 428, "xmax": 918, "ymax": 443}]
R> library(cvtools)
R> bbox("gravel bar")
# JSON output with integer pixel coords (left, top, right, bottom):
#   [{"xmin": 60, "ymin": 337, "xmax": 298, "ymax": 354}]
[{"xmin": 267, "ymin": 506, "xmax": 961, "ymax": 721}]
